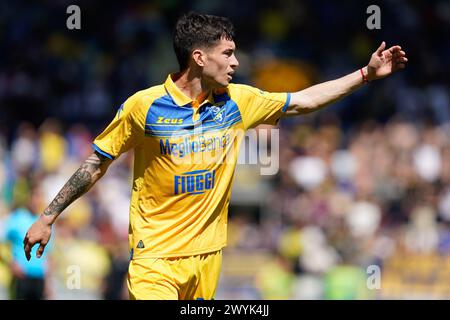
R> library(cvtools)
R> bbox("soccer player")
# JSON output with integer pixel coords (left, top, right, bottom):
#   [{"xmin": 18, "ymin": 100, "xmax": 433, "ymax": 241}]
[{"xmin": 23, "ymin": 12, "xmax": 407, "ymax": 299}]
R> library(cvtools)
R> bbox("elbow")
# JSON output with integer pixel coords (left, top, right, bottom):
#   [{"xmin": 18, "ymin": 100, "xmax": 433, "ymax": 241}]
[
  {"xmin": 294, "ymin": 102, "xmax": 320, "ymax": 114},
  {"xmin": 301, "ymin": 102, "xmax": 320, "ymax": 111},
  {"xmin": 294, "ymin": 92, "xmax": 320, "ymax": 111},
  {"xmin": 288, "ymin": 92, "xmax": 322, "ymax": 116},
  {"xmin": 92, "ymin": 167, "xmax": 108, "ymax": 183}
]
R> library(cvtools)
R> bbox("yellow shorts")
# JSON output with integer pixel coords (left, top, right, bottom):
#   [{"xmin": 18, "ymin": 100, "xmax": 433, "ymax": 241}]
[{"xmin": 127, "ymin": 250, "xmax": 222, "ymax": 300}]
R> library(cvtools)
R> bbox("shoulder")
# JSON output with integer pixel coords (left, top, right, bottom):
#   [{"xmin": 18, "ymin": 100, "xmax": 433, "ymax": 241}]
[
  {"xmin": 127, "ymin": 85, "xmax": 167, "ymax": 109},
  {"xmin": 227, "ymin": 83, "xmax": 261, "ymax": 97},
  {"xmin": 119, "ymin": 85, "xmax": 167, "ymax": 119},
  {"xmin": 226, "ymin": 84, "xmax": 272, "ymax": 105}
]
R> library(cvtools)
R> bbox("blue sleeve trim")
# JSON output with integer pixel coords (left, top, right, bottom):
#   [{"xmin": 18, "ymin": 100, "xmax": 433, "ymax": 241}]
[
  {"xmin": 92, "ymin": 144, "xmax": 115, "ymax": 160},
  {"xmin": 282, "ymin": 92, "xmax": 291, "ymax": 112}
]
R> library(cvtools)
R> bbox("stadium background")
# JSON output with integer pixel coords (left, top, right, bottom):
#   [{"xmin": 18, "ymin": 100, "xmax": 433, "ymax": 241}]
[{"xmin": 0, "ymin": 0, "xmax": 449, "ymax": 299}]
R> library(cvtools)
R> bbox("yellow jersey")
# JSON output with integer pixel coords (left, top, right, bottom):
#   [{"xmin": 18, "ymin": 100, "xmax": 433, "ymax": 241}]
[{"xmin": 93, "ymin": 74, "xmax": 290, "ymax": 259}]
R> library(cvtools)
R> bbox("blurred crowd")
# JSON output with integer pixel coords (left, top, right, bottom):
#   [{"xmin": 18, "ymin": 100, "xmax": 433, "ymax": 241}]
[
  {"xmin": 0, "ymin": 0, "xmax": 449, "ymax": 299},
  {"xmin": 0, "ymin": 115, "xmax": 449, "ymax": 299},
  {"xmin": 223, "ymin": 117, "xmax": 450, "ymax": 299},
  {"xmin": 1, "ymin": 0, "xmax": 449, "ymax": 136},
  {"xmin": 0, "ymin": 120, "xmax": 131, "ymax": 299}
]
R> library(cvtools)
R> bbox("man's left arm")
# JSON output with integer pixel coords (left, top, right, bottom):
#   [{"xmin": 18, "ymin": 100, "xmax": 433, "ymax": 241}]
[{"xmin": 285, "ymin": 41, "xmax": 408, "ymax": 116}]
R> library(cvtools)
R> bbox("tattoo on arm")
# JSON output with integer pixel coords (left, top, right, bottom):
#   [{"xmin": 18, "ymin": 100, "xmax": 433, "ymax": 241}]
[{"xmin": 44, "ymin": 152, "xmax": 109, "ymax": 218}]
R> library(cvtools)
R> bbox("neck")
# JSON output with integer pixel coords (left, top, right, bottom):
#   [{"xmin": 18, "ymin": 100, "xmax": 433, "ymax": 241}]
[{"xmin": 173, "ymin": 69, "xmax": 210, "ymax": 104}]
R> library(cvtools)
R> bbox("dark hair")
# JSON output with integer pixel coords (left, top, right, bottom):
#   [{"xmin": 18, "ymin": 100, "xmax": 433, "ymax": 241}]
[{"xmin": 173, "ymin": 12, "xmax": 235, "ymax": 71}]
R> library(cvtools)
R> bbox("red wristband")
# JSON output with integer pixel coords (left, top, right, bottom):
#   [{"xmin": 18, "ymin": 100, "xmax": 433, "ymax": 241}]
[{"xmin": 360, "ymin": 68, "xmax": 369, "ymax": 83}]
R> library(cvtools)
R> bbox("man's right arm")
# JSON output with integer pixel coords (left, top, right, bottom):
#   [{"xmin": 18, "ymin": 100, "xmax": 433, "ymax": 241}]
[
  {"xmin": 284, "ymin": 42, "xmax": 407, "ymax": 116},
  {"xmin": 42, "ymin": 151, "xmax": 111, "ymax": 224},
  {"xmin": 23, "ymin": 151, "xmax": 112, "ymax": 260}
]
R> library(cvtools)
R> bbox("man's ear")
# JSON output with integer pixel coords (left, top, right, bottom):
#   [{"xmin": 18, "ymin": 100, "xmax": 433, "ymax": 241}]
[{"xmin": 192, "ymin": 49, "xmax": 206, "ymax": 67}]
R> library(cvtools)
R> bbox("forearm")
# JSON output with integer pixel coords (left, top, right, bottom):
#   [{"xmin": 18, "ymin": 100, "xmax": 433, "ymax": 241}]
[
  {"xmin": 41, "ymin": 152, "xmax": 111, "ymax": 225},
  {"xmin": 286, "ymin": 67, "xmax": 368, "ymax": 116}
]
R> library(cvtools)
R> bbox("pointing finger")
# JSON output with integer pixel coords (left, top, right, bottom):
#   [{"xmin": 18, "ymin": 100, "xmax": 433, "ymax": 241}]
[{"xmin": 376, "ymin": 41, "xmax": 386, "ymax": 55}]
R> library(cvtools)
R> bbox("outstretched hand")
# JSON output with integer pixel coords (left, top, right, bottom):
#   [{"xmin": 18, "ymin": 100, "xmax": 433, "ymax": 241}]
[{"xmin": 367, "ymin": 41, "xmax": 408, "ymax": 81}]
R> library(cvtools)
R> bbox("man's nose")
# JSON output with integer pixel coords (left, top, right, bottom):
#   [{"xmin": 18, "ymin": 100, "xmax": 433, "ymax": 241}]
[{"xmin": 230, "ymin": 54, "xmax": 239, "ymax": 68}]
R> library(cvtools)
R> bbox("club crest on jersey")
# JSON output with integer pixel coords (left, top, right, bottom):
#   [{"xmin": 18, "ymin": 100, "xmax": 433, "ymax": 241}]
[{"xmin": 210, "ymin": 105, "xmax": 226, "ymax": 124}]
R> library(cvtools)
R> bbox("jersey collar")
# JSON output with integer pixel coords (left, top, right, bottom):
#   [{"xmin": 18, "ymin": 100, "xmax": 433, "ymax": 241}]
[{"xmin": 164, "ymin": 74, "xmax": 217, "ymax": 107}]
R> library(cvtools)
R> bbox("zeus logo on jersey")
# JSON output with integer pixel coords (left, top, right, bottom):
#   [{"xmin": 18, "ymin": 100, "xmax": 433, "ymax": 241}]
[
  {"xmin": 174, "ymin": 170, "xmax": 216, "ymax": 195},
  {"xmin": 157, "ymin": 116, "xmax": 184, "ymax": 124}
]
